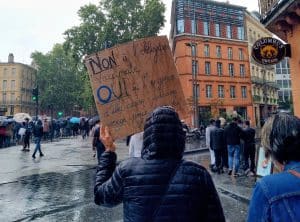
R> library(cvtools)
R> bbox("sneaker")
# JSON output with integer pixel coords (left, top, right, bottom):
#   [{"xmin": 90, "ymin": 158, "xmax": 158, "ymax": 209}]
[
  {"xmin": 249, "ymin": 171, "xmax": 255, "ymax": 177},
  {"xmin": 32, "ymin": 155, "xmax": 36, "ymax": 159},
  {"xmin": 40, "ymin": 153, "xmax": 44, "ymax": 157},
  {"xmin": 228, "ymin": 170, "xmax": 232, "ymax": 176},
  {"xmin": 244, "ymin": 168, "xmax": 250, "ymax": 176}
]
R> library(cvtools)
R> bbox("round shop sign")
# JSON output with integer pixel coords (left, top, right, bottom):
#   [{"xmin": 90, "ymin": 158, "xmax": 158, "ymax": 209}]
[{"xmin": 252, "ymin": 37, "xmax": 286, "ymax": 65}]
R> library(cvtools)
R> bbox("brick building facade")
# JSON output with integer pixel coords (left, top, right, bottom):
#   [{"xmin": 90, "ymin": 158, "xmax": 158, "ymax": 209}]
[{"xmin": 170, "ymin": 0, "xmax": 254, "ymax": 127}]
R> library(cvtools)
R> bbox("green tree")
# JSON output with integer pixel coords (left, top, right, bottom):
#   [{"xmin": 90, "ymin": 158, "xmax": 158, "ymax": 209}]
[
  {"xmin": 62, "ymin": 0, "xmax": 165, "ymax": 111},
  {"xmin": 64, "ymin": 0, "xmax": 165, "ymax": 63},
  {"xmin": 31, "ymin": 44, "xmax": 83, "ymax": 115}
]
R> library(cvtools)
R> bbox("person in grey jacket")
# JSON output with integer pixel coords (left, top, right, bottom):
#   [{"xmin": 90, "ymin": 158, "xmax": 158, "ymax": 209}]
[{"xmin": 94, "ymin": 106, "xmax": 225, "ymax": 222}]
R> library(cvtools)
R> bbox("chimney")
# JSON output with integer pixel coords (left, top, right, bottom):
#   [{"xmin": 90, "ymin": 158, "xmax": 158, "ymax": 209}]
[{"xmin": 8, "ymin": 53, "xmax": 14, "ymax": 63}]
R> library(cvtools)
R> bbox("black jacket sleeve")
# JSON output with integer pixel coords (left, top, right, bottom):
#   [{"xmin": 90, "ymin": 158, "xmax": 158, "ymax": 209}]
[{"xmin": 94, "ymin": 151, "xmax": 124, "ymax": 207}]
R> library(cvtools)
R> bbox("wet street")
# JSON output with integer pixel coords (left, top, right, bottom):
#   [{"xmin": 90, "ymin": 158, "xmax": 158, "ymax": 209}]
[{"xmin": 0, "ymin": 137, "xmax": 255, "ymax": 222}]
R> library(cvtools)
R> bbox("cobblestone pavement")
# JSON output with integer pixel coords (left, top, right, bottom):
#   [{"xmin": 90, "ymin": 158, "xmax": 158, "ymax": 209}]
[{"xmin": 0, "ymin": 137, "xmax": 254, "ymax": 221}]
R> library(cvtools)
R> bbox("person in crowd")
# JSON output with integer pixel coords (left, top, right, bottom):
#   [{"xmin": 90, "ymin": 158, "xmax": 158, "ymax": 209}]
[
  {"xmin": 0, "ymin": 124, "xmax": 5, "ymax": 148},
  {"xmin": 92, "ymin": 120, "xmax": 104, "ymax": 162},
  {"xmin": 242, "ymin": 120, "xmax": 256, "ymax": 176},
  {"xmin": 32, "ymin": 119, "xmax": 44, "ymax": 159},
  {"xmin": 237, "ymin": 119, "xmax": 245, "ymax": 171},
  {"xmin": 224, "ymin": 117, "xmax": 243, "ymax": 176},
  {"xmin": 247, "ymin": 113, "xmax": 300, "ymax": 222},
  {"xmin": 94, "ymin": 106, "xmax": 225, "ymax": 221},
  {"xmin": 129, "ymin": 131, "xmax": 144, "ymax": 157},
  {"xmin": 206, "ymin": 118, "xmax": 217, "ymax": 171},
  {"xmin": 4, "ymin": 122, "xmax": 13, "ymax": 147},
  {"xmin": 43, "ymin": 119, "xmax": 49, "ymax": 141},
  {"xmin": 219, "ymin": 118, "xmax": 228, "ymax": 169},
  {"xmin": 22, "ymin": 118, "xmax": 31, "ymax": 151},
  {"xmin": 210, "ymin": 119, "xmax": 226, "ymax": 174}
]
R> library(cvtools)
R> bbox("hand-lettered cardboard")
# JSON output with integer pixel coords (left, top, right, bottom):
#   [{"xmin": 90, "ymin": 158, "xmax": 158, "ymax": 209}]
[{"xmin": 84, "ymin": 36, "xmax": 187, "ymax": 139}]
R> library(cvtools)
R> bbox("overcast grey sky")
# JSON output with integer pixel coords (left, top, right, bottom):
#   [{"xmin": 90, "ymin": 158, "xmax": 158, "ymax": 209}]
[{"xmin": 0, "ymin": 0, "xmax": 258, "ymax": 65}]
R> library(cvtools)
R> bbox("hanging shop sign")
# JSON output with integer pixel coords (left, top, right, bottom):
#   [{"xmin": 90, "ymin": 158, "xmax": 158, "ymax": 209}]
[{"xmin": 252, "ymin": 37, "xmax": 287, "ymax": 65}]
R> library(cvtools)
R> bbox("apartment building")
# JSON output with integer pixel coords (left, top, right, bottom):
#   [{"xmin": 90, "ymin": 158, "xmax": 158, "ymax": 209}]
[
  {"xmin": 170, "ymin": 0, "xmax": 254, "ymax": 126},
  {"xmin": 0, "ymin": 54, "xmax": 36, "ymax": 116}
]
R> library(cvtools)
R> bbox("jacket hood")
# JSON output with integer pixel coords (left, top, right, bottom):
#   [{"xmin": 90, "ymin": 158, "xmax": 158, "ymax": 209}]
[{"xmin": 141, "ymin": 106, "xmax": 185, "ymax": 160}]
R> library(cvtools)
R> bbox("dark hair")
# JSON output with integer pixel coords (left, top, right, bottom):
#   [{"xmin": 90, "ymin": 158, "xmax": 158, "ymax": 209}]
[
  {"xmin": 245, "ymin": 120, "xmax": 250, "ymax": 126},
  {"xmin": 210, "ymin": 119, "xmax": 215, "ymax": 124},
  {"xmin": 262, "ymin": 113, "xmax": 300, "ymax": 164},
  {"xmin": 232, "ymin": 117, "xmax": 238, "ymax": 122},
  {"xmin": 215, "ymin": 119, "xmax": 221, "ymax": 128}
]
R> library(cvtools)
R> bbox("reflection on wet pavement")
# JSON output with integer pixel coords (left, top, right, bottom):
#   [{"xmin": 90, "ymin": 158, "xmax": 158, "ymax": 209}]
[{"xmin": 0, "ymin": 138, "xmax": 254, "ymax": 222}]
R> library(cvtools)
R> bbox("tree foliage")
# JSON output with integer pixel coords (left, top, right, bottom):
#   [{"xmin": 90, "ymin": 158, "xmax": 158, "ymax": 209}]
[
  {"xmin": 31, "ymin": 0, "xmax": 165, "ymax": 115},
  {"xmin": 31, "ymin": 44, "xmax": 83, "ymax": 115},
  {"xmin": 63, "ymin": 0, "xmax": 165, "ymax": 63}
]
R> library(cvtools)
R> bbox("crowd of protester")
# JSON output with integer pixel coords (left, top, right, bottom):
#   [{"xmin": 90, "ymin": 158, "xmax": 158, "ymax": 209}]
[{"xmin": 0, "ymin": 116, "xmax": 94, "ymax": 148}]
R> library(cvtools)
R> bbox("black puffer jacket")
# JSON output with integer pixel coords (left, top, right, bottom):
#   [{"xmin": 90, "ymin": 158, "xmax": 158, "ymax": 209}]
[{"xmin": 94, "ymin": 107, "xmax": 225, "ymax": 222}]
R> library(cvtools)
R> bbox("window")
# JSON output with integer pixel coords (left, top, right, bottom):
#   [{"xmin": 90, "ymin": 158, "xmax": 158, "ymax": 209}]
[
  {"xmin": 230, "ymin": 86, "xmax": 236, "ymax": 98},
  {"xmin": 196, "ymin": 84, "xmax": 200, "ymax": 98},
  {"xmin": 205, "ymin": 62, "xmax": 211, "ymax": 75},
  {"xmin": 177, "ymin": 19, "xmax": 184, "ymax": 34},
  {"xmin": 283, "ymin": 80, "xmax": 288, "ymax": 88},
  {"xmin": 3, "ymin": 80, "xmax": 7, "ymax": 90},
  {"xmin": 226, "ymin": 25, "xmax": 232, "ymax": 38},
  {"xmin": 217, "ymin": 62, "xmax": 223, "ymax": 76},
  {"xmin": 237, "ymin": 27, "xmax": 244, "ymax": 40},
  {"xmin": 206, "ymin": 85, "xmax": 212, "ymax": 98},
  {"xmin": 11, "ymin": 93, "xmax": 15, "ymax": 102},
  {"xmin": 11, "ymin": 80, "xmax": 15, "ymax": 90},
  {"xmin": 229, "ymin": 63, "xmax": 234, "ymax": 76},
  {"xmin": 203, "ymin": 21, "xmax": 210, "ymax": 35},
  {"xmin": 218, "ymin": 85, "xmax": 224, "ymax": 98},
  {"xmin": 215, "ymin": 23, "xmax": 220, "ymax": 37},
  {"xmin": 228, "ymin": 47, "xmax": 233, "ymax": 59},
  {"xmin": 204, "ymin": 44, "xmax": 210, "ymax": 57},
  {"xmin": 2, "ymin": 93, "xmax": 6, "ymax": 103},
  {"xmin": 12, "ymin": 68, "xmax": 16, "ymax": 75},
  {"xmin": 238, "ymin": 48, "xmax": 244, "ymax": 60},
  {"xmin": 191, "ymin": 44, "xmax": 197, "ymax": 57},
  {"xmin": 216, "ymin": 46, "xmax": 221, "ymax": 58},
  {"xmin": 241, "ymin": 86, "xmax": 247, "ymax": 98},
  {"xmin": 192, "ymin": 60, "xmax": 198, "ymax": 77},
  {"xmin": 3, "ymin": 68, "xmax": 8, "ymax": 76},
  {"xmin": 276, "ymin": 80, "xmax": 282, "ymax": 87},
  {"xmin": 191, "ymin": 19, "xmax": 197, "ymax": 34},
  {"xmin": 240, "ymin": 64, "xmax": 245, "ymax": 77}
]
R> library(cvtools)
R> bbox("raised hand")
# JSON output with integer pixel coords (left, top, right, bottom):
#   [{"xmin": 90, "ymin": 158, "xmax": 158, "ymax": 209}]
[{"xmin": 100, "ymin": 125, "xmax": 116, "ymax": 152}]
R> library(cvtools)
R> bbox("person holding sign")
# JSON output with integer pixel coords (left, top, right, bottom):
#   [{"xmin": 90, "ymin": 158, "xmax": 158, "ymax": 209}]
[
  {"xmin": 247, "ymin": 113, "xmax": 300, "ymax": 222},
  {"xmin": 94, "ymin": 106, "xmax": 225, "ymax": 222}
]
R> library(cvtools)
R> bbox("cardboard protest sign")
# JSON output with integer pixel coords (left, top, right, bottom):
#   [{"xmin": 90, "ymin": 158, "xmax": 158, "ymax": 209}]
[{"xmin": 84, "ymin": 36, "xmax": 187, "ymax": 139}]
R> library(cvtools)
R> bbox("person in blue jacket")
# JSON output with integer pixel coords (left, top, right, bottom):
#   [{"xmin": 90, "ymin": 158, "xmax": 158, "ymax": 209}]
[
  {"xmin": 94, "ymin": 106, "xmax": 225, "ymax": 222},
  {"xmin": 248, "ymin": 113, "xmax": 300, "ymax": 221}
]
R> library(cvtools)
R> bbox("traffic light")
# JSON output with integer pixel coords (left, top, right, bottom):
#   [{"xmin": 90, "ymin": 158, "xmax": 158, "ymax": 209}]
[
  {"xmin": 58, "ymin": 111, "xmax": 63, "ymax": 117},
  {"xmin": 32, "ymin": 87, "xmax": 38, "ymax": 101}
]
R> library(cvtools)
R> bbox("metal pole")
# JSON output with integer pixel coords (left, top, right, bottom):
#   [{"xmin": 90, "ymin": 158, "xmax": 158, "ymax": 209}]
[{"xmin": 36, "ymin": 85, "xmax": 39, "ymax": 119}]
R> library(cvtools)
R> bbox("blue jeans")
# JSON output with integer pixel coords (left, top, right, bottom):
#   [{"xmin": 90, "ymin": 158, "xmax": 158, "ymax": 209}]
[
  {"xmin": 227, "ymin": 145, "xmax": 240, "ymax": 172},
  {"xmin": 33, "ymin": 137, "xmax": 42, "ymax": 156}
]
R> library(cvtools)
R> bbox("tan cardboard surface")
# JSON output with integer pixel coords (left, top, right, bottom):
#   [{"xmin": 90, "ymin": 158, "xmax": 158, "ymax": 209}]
[{"xmin": 85, "ymin": 36, "xmax": 187, "ymax": 139}]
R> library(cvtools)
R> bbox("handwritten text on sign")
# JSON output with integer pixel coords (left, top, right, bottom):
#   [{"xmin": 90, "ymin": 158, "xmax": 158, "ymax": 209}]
[{"xmin": 85, "ymin": 36, "xmax": 187, "ymax": 139}]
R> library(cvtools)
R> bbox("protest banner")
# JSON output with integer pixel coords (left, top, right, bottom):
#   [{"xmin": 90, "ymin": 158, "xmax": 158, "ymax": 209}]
[{"xmin": 84, "ymin": 36, "xmax": 187, "ymax": 139}]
